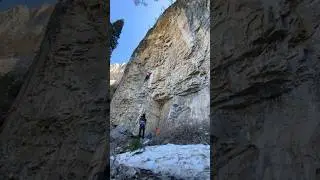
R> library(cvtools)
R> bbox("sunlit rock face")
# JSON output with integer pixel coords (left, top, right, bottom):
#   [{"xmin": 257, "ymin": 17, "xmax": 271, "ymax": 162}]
[
  {"xmin": 110, "ymin": 63, "xmax": 126, "ymax": 86},
  {"xmin": 111, "ymin": 0, "xmax": 210, "ymax": 141}
]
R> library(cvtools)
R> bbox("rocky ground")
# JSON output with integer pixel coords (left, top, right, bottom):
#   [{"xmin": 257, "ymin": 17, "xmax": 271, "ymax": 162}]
[{"xmin": 111, "ymin": 164, "xmax": 183, "ymax": 180}]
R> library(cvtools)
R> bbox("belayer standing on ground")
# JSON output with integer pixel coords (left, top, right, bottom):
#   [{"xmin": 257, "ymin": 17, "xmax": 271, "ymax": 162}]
[
  {"xmin": 144, "ymin": 72, "xmax": 152, "ymax": 82},
  {"xmin": 139, "ymin": 113, "xmax": 147, "ymax": 138}
]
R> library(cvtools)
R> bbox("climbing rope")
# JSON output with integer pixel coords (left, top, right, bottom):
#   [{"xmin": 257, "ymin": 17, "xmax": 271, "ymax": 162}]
[
  {"xmin": 128, "ymin": 59, "xmax": 163, "ymax": 136},
  {"xmin": 134, "ymin": 76, "xmax": 162, "ymax": 137}
]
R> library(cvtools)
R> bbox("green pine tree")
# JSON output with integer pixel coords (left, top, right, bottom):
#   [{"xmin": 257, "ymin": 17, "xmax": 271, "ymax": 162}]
[{"xmin": 110, "ymin": 19, "xmax": 124, "ymax": 51}]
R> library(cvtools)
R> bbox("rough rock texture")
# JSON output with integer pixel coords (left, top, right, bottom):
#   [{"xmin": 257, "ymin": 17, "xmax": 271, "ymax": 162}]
[
  {"xmin": 0, "ymin": 4, "xmax": 54, "ymax": 126},
  {"xmin": 110, "ymin": 63, "xmax": 126, "ymax": 100},
  {"xmin": 111, "ymin": 0, "xmax": 210, "ymax": 143},
  {"xmin": 110, "ymin": 63, "xmax": 126, "ymax": 86},
  {"xmin": 111, "ymin": 163, "xmax": 182, "ymax": 180},
  {"xmin": 0, "ymin": 0, "xmax": 108, "ymax": 179},
  {"xmin": 211, "ymin": 0, "xmax": 320, "ymax": 179},
  {"xmin": 0, "ymin": 4, "xmax": 54, "ymax": 74}
]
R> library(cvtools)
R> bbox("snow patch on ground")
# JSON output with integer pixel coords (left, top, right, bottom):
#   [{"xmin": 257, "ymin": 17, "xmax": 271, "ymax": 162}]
[{"xmin": 111, "ymin": 144, "xmax": 210, "ymax": 179}]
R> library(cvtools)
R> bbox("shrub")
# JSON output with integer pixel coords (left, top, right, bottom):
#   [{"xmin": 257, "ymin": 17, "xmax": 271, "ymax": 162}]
[{"xmin": 128, "ymin": 138, "xmax": 142, "ymax": 152}]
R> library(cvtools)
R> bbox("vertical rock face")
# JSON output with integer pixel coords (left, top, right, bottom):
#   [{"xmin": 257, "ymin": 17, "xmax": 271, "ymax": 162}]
[
  {"xmin": 111, "ymin": 0, "xmax": 210, "ymax": 142},
  {"xmin": 211, "ymin": 0, "xmax": 320, "ymax": 179},
  {"xmin": 0, "ymin": 4, "xmax": 54, "ymax": 74},
  {"xmin": 110, "ymin": 63, "xmax": 126, "ymax": 86},
  {"xmin": 0, "ymin": 4, "xmax": 54, "ymax": 126},
  {"xmin": 0, "ymin": 0, "xmax": 107, "ymax": 179},
  {"xmin": 110, "ymin": 63, "xmax": 126, "ymax": 99}
]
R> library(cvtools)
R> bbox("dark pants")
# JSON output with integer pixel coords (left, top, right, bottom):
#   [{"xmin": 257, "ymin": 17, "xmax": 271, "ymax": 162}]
[
  {"xmin": 139, "ymin": 126, "xmax": 145, "ymax": 138},
  {"xmin": 144, "ymin": 75, "xmax": 150, "ymax": 82}
]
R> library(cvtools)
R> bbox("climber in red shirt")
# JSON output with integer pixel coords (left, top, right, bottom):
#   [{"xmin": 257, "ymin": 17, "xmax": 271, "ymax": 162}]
[{"xmin": 155, "ymin": 127, "xmax": 160, "ymax": 136}]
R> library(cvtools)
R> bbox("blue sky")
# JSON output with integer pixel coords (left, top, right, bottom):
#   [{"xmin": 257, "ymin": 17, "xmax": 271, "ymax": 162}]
[{"xmin": 111, "ymin": 0, "xmax": 175, "ymax": 64}]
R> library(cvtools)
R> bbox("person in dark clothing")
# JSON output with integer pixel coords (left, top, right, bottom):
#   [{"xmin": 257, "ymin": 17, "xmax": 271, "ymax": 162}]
[
  {"xmin": 144, "ymin": 72, "xmax": 152, "ymax": 82},
  {"xmin": 139, "ymin": 113, "xmax": 147, "ymax": 138}
]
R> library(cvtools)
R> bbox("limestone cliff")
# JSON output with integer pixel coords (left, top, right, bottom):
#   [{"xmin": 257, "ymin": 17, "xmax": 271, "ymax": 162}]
[
  {"xmin": 110, "ymin": 63, "xmax": 126, "ymax": 86},
  {"xmin": 110, "ymin": 63, "xmax": 126, "ymax": 99},
  {"xmin": 111, "ymin": 0, "xmax": 210, "ymax": 143},
  {"xmin": 0, "ymin": 0, "xmax": 108, "ymax": 179},
  {"xmin": 211, "ymin": 0, "xmax": 320, "ymax": 179}
]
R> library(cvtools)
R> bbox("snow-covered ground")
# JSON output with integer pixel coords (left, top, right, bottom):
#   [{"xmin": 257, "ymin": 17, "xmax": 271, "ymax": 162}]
[{"xmin": 111, "ymin": 144, "xmax": 210, "ymax": 179}]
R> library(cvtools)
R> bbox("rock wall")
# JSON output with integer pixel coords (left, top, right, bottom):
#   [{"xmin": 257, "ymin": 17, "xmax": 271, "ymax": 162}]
[
  {"xmin": 110, "ymin": 63, "xmax": 126, "ymax": 86},
  {"xmin": 0, "ymin": 4, "xmax": 54, "ymax": 127},
  {"xmin": 110, "ymin": 0, "xmax": 210, "ymax": 141},
  {"xmin": 211, "ymin": 0, "xmax": 320, "ymax": 179},
  {"xmin": 110, "ymin": 63, "xmax": 126, "ymax": 99},
  {"xmin": 0, "ymin": 0, "xmax": 108, "ymax": 179},
  {"xmin": 0, "ymin": 4, "xmax": 54, "ymax": 74}
]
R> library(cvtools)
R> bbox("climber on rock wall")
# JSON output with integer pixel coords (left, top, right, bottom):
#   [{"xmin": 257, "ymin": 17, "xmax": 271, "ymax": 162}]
[{"xmin": 144, "ymin": 72, "xmax": 152, "ymax": 82}]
